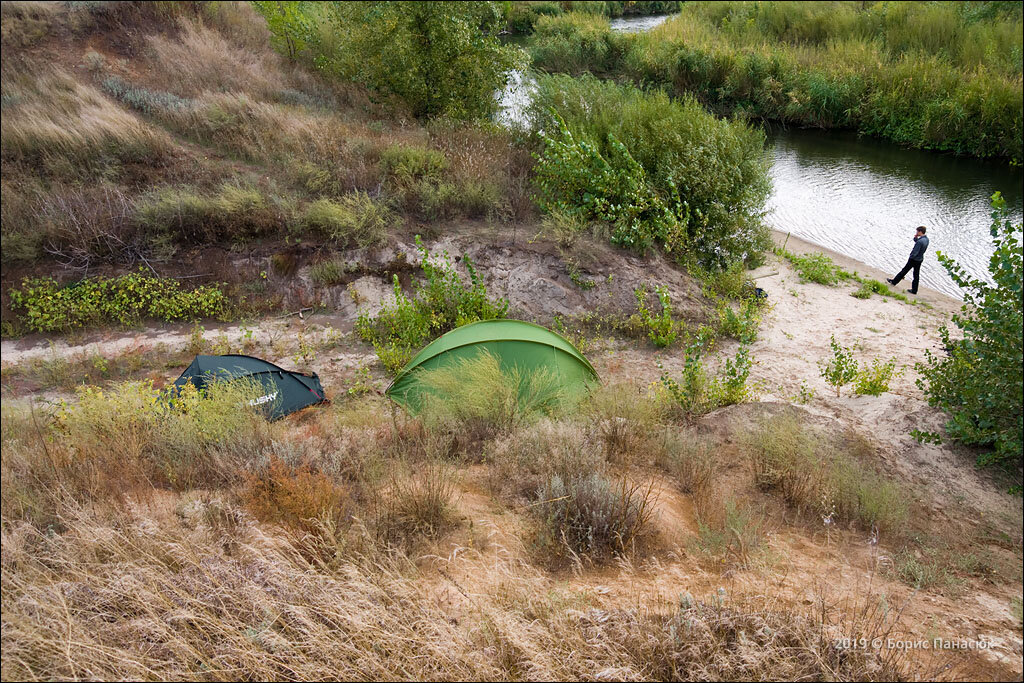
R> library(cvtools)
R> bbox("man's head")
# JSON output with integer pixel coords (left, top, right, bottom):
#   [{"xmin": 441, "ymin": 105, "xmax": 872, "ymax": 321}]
[{"xmin": 916, "ymin": 226, "xmax": 927, "ymax": 236}]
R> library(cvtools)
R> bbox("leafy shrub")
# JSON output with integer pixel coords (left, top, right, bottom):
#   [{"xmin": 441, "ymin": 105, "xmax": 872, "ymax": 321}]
[
  {"xmin": 532, "ymin": 472, "xmax": 657, "ymax": 562},
  {"xmin": 356, "ymin": 238, "xmax": 508, "ymax": 374},
  {"xmin": 417, "ymin": 351, "xmax": 566, "ymax": 440},
  {"xmin": 632, "ymin": 285, "xmax": 681, "ymax": 347},
  {"xmin": 716, "ymin": 297, "xmax": 764, "ymax": 343},
  {"xmin": 9, "ymin": 270, "xmax": 228, "ymax": 333},
  {"xmin": 917, "ymin": 194, "xmax": 1023, "ymax": 467},
  {"xmin": 786, "ymin": 251, "xmax": 845, "ymax": 286},
  {"xmin": 530, "ymin": 75, "xmax": 771, "ymax": 268},
  {"xmin": 300, "ymin": 194, "xmax": 395, "ymax": 247},
  {"xmin": 660, "ymin": 341, "xmax": 753, "ymax": 418},
  {"xmin": 381, "ymin": 144, "xmax": 449, "ymax": 182},
  {"xmin": 818, "ymin": 335, "xmax": 859, "ymax": 397},
  {"xmin": 266, "ymin": 2, "xmax": 522, "ymax": 119},
  {"xmin": 853, "ymin": 358, "xmax": 900, "ymax": 396}
]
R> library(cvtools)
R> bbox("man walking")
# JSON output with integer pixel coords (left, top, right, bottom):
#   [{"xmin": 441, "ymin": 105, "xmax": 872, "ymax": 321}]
[{"xmin": 887, "ymin": 226, "xmax": 929, "ymax": 295}]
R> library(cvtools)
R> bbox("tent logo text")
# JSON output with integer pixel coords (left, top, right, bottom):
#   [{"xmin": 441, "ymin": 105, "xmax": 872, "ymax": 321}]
[{"xmin": 249, "ymin": 392, "xmax": 278, "ymax": 406}]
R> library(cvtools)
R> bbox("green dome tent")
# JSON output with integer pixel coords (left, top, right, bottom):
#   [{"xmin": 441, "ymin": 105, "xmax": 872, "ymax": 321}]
[
  {"xmin": 385, "ymin": 319, "xmax": 598, "ymax": 414},
  {"xmin": 173, "ymin": 354, "xmax": 326, "ymax": 420}
]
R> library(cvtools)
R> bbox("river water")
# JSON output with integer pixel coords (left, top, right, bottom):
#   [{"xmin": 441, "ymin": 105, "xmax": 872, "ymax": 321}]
[{"xmin": 496, "ymin": 15, "xmax": 1024, "ymax": 298}]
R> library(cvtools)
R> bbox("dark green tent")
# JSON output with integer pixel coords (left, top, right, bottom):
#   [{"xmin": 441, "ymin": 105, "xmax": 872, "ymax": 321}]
[
  {"xmin": 173, "ymin": 354, "xmax": 326, "ymax": 420},
  {"xmin": 386, "ymin": 319, "xmax": 598, "ymax": 414}
]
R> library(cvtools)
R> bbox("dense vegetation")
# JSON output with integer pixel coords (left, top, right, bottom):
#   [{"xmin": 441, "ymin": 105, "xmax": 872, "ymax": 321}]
[
  {"xmin": 503, "ymin": 0, "xmax": 681, "ymax": 34},
  {"xmin": 529, "ymin": 1, "xmax": 1024, "ymax": 161},
  {"xmin": 918, "ymin": 194, "xmax": 1024, "ymax": 471},
  {"xmin": 529, "ymin": 74, "xmax": 771, "ymax": 267}
]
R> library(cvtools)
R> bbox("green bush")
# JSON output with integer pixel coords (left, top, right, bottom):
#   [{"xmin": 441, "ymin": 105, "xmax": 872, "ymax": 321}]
[
  {"xmin": 9, "ymin": 270, "xmax": 229, "ymax": 333},
  {"xmin": 632, "ymin": 285, "xmax": 681, "ymax": 347},
  {"xmin": 917, "ymin": 193, "xmax": 1023, "ymax": 468},
  {"xmin": 263, "ymin": 2, "xmax": 523, "ymax": 120},
  {"xmin": 782, "ymin": 250, "xmax": 846, "ymax": 286},
  {"xmin": 529, "ymin": 12, "xmax": 625, "ymax": 74},
  {"xmin": 660, "ymin": 341, "xmax": 752, "ymax": 417},
  {"xmin": 854, "ymin": 358, "xmax": 900, "ymax": 396},
  {"xmin": 530, "ymin": 74, "xmax": 771, "ymax": 268},
  {"xmin": 818, "ymin": 335, "xmax": 859, "ymax": 397},
  {"xmin": 355, "ymin": 237, "xmax": 509, "ymax": 374},
  {"xmin": 300, "ymin": 194, "xmax": 395, "ymax": 247}
]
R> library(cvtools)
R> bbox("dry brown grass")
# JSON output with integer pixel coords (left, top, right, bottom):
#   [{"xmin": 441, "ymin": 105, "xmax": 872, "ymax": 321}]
[
  {"xmin": 0, "ymin": 496, "xmax": 929, "ymax": 681},
  {"xmin": 0, "ymin": 67, "xmax": 174, "ymax": 175}
]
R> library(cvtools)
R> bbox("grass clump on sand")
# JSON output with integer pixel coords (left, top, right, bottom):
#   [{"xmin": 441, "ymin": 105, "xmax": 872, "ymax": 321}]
[{"xmin": 744, "ymin": 412, "xmax": 908, "ymax": 533}]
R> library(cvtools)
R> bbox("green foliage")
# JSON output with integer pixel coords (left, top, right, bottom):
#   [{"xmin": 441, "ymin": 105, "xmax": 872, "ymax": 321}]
[
  {"xmin": 632, "ymin": 285, "xmax": 680, "ymax": 347},
  {"xmin": 251, "ymin": 1, "xmax": 312, "ymax": 60},
  {"xmin": 9, "ymin": 270, "xmax": 228, "ymax": 333},
  {"xmin": 716, "ymin": 296, "xmax": 764, "ymax": 343},
  {"xmin": 355, "ymin": 237, "xmax": 509, "ymax": 374},
  {"xmin": 271, "ymin": 1, "xmax": 524, "ymax": 119},
  {"xmin": 917, "ymin": 193, "xmax": 1023, "ymax": 467},
  {"xmin": 53, "ymin": 378, "xmax": 269, "ymax": 489},
  {"xmin": 818, "ymin": 335, "xmax": 859, "ymax": 397},
  {"xmin": 300, "ymin": 194, "xmax": 396, "ymax": 247},
  {"xmin": 851, "ymin": 278, "xmax": 910, "ymax": 302},
  {"xmin": 618, "ymin": 2, "xmax": 1022, "ymax": 161},
  {"xmin": 530, "ymin": 75, "xmax": 771, "ymax": 268},
  {"xmin": 529, "ymin": 12, "xmax": 624, "ymax": 74},
  {"xmin": 660, "ymin": 340, "xmax": 752, "ymax": 417},
  {"xmin": 781, "ymin": 250, "xmax": 846, "ymax": 286},
  {"xmin": 854, "ymin": 357, "xmax": 900, "ymax": 397}
]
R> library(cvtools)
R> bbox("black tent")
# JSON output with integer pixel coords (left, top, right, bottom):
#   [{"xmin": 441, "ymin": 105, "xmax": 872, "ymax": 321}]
[{"xmin": 173, "ymin": 354, "xmax": 326, "ymax": 420}]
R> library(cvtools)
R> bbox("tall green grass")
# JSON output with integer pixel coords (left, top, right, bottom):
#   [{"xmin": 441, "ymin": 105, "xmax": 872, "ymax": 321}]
[{"xmin": 529, "ymin": 2, "xmax": 1023, "ymax": 161}]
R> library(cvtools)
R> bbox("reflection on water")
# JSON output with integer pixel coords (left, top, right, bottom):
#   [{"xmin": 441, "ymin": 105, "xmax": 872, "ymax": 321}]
[
  {"xmin": 494, "ymin": 17, "xmax": 1023, "ymax": 298},
  {"xmin": 608, "ymin": 13, "xmax": 673, "ymax": 33},
  {"xmin": 767, "ymin": 127, "xmax": 1023, "ymax": 298}
]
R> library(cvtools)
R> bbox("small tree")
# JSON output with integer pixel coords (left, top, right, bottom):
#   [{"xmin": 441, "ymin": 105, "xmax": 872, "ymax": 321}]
[
  {"xmin": 818, "ymin": 335, "xmax": 859, "ymax": 397},
  {"xmin": 917, "ymin": 193, "xmax": 1023, "ymax": 468}
]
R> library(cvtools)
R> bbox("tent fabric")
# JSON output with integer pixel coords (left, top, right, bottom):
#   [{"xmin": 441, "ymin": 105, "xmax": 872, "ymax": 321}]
[
  {"xmin": 173, "ymin": 354, "xmax": 326, "ymax": 420},
  {"xmin": 386, "ymin": 319, "xmax": 598, "ymax": 414}
]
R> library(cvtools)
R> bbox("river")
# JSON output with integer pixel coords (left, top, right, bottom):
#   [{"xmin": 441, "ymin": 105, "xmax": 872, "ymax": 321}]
[{"xmin": 496, "ymin": 14, "xmax": 1024, "ymax": 298}]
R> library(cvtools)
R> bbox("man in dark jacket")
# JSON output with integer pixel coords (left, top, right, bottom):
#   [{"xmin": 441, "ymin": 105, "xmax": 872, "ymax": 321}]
[{"xmin": 887, "ymin": 226, "xmax": 929, "ymax": 295}]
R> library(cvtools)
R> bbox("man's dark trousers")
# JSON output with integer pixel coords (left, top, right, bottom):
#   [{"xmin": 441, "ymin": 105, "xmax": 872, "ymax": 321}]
[{"xmin": 891, "ymin": 258, "xmax": 922, "ymax": 294}]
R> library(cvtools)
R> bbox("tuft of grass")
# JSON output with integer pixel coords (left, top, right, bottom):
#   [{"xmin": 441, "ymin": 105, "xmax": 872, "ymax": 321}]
[
  {"xmin": 1, "ymin": 68, "xmax": 174, "ymax": 178},
  {"xmin": 300, "ymin": 194, "xmax": 396, "ymax": 248},
  {"xmin": 310, "ymin": 259, "xmax": 354, "ymax": 286},
  {"xmin": 136, "ymin": 183, "xmax": 282, "ymax": 245},
  {"xmin": 378, "ymin": 463, "xmax": 459, "ymax": 547},
  {"xmin": 532, "ymin": 472, "xmax": 657, "ymax": 564},
  {"xmin": 416, "ymin": 350, "xmax": 567, "ymax": 442},
  {"xmin": 744, "ymin": 412, "xmax": 908, "ymax": 532}
]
